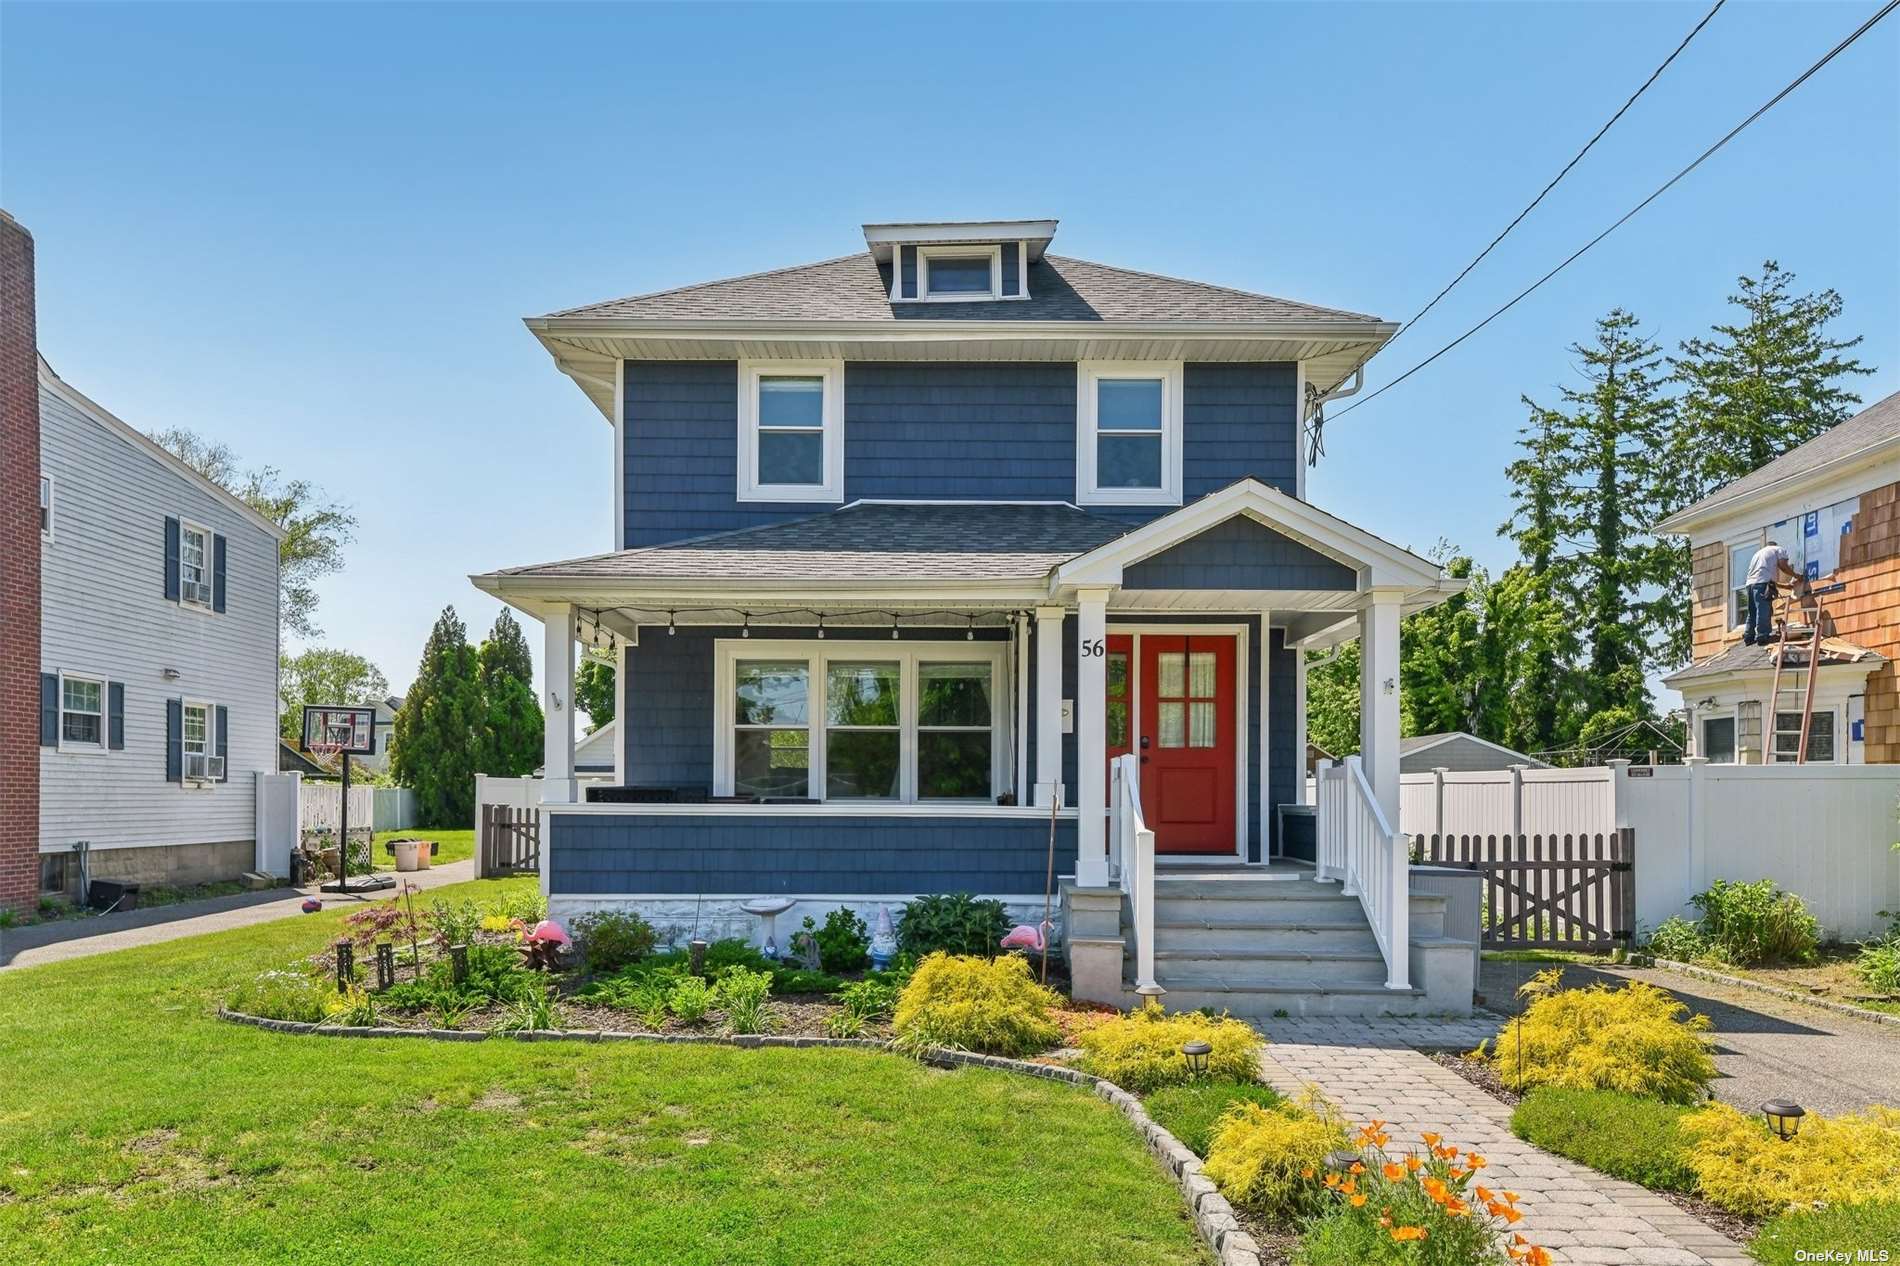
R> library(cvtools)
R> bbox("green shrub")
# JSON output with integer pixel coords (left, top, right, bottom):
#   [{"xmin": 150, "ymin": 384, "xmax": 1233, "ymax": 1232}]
[
  {"xmin": 1643, "ymin": 915, "xmax": 1708, "ymax": 962},
  {"xmin": 1144, "ymin": 1082, "xmax": 1283, "ymax": 1156},
  {"xmin": 770, "ymin": 968, "xmax": 844, "ymax": 996},
  {"xmin": 1692, "ymin": 878, "xmax": 1820, "ymax": 965},
  {"xmin": 323, "ymin": 984, "xmax": 377, "ymax": 1027},
  {"xmin": 1751, "ymin": 1200, "xmax": 1900, "ymax": 1266},
  {"xmin": 229, "ymin": 969, "xmax": 329, "ymax": 1023},
  {"xmin": 1510, "ymin": 1087, "xmax": 1695, "ymax": 1191},
  {"xmin": 891, "ymin": 952, "xmax": 1059, "ymax": 1056},
  {"xmin": 896, "ymin": 894, "xmax": 1009, "ymax": 959},
  {"xmin": 701, "ymin": 939, "xmax": 772, "ymax": 978},
  {"xmin": 836, "ymin": 974, "xmax": 903, "ymax": 1020},
  {"xmin": 667, "ymin": 976, "xmax": 713, "ymax": 1024},
  {"xmin": 716, "ymin": 966, "xmax": 775, "ymax": 1035},
  {"xmin": 1481, "ymin": 968, "xmax": 1716, "ymax": 1104},
  {"xmin": 1679, "ymin": 1102, "xmax": 1900, "ymax": 1217},
  {"xmin": 804, "ymin": 908, "xmax": 869, "ymax": 973},
  {"xmin": 1855, "ymin": 915, "xmax": 1900, "ymax": 994},
  {"xmin": 496, "ymin": 986, "xmax": 560, "ymax": 1033},
  {"xmin": 1076, "ymin": 1002, "xmax": 1265, "ymax": 1092},
  {"xmin": 571, "ymin": 910, "xmax": 658, "ymax": 974},
  {"xmin": 426, "ymin": 899, "xmax": 484, "ymax": 949},
  {"xmin": 1200, "ymin": 1096, "xmax": 1346, "ymax": 1221}
]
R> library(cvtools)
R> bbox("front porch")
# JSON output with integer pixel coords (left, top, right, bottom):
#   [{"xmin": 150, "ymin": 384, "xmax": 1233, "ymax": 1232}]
[{"xmin": 472, "ymin": 481, "xmax": 1470, "ymax": 1008}]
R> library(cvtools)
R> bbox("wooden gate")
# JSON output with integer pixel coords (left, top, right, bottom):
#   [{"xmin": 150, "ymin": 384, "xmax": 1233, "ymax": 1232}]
[
  {"xmin": 1416, "ymin": 827, "xmax": 1634, "ymax": 952},
  {"xmin": 480, "ymin": 805, "xmax": 540, "ymax": 878}
]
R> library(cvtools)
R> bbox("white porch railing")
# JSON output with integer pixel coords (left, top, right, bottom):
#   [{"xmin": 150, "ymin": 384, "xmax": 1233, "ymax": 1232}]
[
  {"xmin": 1108, "ymin": 753, "xmax": 1162, "ymax": 998},
  {"xmin": 1314, "ymin": 756, "xmax": 1410, "ymax": 990}
]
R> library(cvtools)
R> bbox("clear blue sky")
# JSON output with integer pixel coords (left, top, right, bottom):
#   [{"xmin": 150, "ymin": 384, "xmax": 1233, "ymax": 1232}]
[{"xmin": 5, "ymin": 2, "xmax": 1896, "ymax": 708}]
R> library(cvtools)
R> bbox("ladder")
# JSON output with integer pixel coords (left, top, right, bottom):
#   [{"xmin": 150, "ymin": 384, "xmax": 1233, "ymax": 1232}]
[{"xmin": 1764, "ymin": 579, "xmax": 1845, "ymax": 763}]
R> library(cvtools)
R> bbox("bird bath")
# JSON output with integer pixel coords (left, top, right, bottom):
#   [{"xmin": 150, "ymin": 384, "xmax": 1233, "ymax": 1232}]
[{"xmin": 740, "ymin": 897, "xmax": 797, "ymax": 959}]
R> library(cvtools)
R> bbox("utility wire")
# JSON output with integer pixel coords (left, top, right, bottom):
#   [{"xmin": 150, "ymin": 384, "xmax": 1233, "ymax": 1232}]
[
  {"xmin": 1391, "ymin": 0, "xmax": 1728, "ymax": 345},
  {"xmin": 1329, "ymin": 0, "xmax": 1899, "ymax": 426}
]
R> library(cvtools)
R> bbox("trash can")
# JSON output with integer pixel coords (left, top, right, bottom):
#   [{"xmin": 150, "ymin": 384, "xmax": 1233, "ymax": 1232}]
[
  {"xmin": 392, "ymin": 839, "xmax": 420, "ymax": 872},
  {"xmin": 415, "ymin": 838, "xmax": 432, "ymax": 870}
]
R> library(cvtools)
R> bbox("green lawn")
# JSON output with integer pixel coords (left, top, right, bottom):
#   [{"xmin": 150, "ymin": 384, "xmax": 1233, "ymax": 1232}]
[
  {"xmin": 370, "ymin": 828, "xmax": 474, "ymax": 868},
  {"xmin": 0, "ymin": 876, "xmax": 1207, "ymax": 1265}
]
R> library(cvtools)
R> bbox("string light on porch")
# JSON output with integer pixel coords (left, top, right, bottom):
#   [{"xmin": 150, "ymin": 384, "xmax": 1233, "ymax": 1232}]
[
  {"xmin": 741, "ymin": 613, "xmax": 750, "ymax": 639},
  {"xmin": 666, "ymin": 610, "xmax": 677, "ymax": 636},
  {"xmin": 815, "ymin": 614, "xmax": 825, "ymax": 639},
  {"xmin": 966, "ymin": 615, "xmax": 976, "ymax": 640}
]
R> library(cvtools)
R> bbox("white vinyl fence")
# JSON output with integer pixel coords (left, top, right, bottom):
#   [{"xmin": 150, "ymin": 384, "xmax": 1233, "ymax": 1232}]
[
  {"xmin": 252, "ymin": 775, "xmax": 421, "ymax": 878},
  {"xmin": 300, "ymin": 782, "xmax": 376, "ymax": 838},
  {"xmin": 1400, "ymin": 760, "xmax": 1900, "ymax": 941}
]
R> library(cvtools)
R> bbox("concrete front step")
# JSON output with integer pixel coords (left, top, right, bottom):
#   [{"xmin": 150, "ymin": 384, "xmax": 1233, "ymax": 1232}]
[
  {"xmin": 1135, "ymin": 979, "xmax": 1435, "ymax": 1018},
  {"xmin": 1152, "ymin": 947, "xmax": 1389, "ymax": 988},
  {"xmin": 1153, "ymin": 921, "xmax": 1381, "ymax": 954}
]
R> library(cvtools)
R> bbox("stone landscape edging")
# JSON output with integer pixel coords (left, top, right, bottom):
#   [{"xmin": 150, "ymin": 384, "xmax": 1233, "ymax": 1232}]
[
  {"xmin": 218, "ymin": 1008, "xmax": 1263, "ymax": 1265},
  {"xmin": 1628, "ymin": 954, "xmax": 1900, "ymax": 1028}
]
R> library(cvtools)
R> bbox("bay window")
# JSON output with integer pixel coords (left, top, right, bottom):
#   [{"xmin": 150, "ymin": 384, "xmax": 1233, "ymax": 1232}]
[{"xmin": 718, "ymin": 641, "xmax": 1007, "ymax": 803}]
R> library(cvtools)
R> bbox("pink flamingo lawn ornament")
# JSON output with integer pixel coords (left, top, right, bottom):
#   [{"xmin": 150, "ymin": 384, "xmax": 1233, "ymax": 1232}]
[
  {"xmin": 1000, "ymin": 922, "xmax": 1048, "ymax": 953},
  {"xmin": 521, "ymin": 919, "xmax": 571, "ymax": 970}
]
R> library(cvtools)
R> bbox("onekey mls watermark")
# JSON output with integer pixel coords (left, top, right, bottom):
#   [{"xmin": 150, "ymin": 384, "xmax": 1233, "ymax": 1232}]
[{"xmin": 1793, "ymin": 1250, "xmax": 1892, "ymax": 1263}]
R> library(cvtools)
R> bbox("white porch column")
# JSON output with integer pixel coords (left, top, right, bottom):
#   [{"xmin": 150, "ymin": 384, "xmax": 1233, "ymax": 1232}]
[
  {"xmin": 1034, "ymin": 605, "xmax": 1066, "ymax": 808},
  {"xmin": 1075, "ymin": 588, "xmax": 1111, "ymax": 887},
  {"xmin": 1258, "ymin": 606, "xmax": 1272, "ymax": 859},
  {"xmin": 1358, "ymin": 589, "xmax": 1403, "ymax": 827},
  {"xmin": 542, "ymin": 603, "xmax": 577, "ymax": 805}
]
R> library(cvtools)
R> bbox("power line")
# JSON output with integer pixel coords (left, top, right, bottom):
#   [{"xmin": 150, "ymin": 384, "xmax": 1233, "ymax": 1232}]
[
  {"xmin": 1329, "ymin": 0, "xmax": 1899, "ymax": 426},
  {"xmin": 1391, "ymin": 0, "xmax": 1727, "ymax": 345}
]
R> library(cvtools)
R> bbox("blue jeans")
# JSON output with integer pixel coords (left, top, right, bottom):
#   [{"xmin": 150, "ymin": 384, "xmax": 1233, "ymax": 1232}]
[{"xmin": 1745, "ymin": 582, "xmax": 1775, "ymax": 644}]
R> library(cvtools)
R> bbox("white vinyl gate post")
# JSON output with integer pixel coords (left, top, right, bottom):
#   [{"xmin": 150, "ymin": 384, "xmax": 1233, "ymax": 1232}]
[
  {"xmin": 1508, "ymin": 764, "xmax": 1526, "ymax": 846},
  {"xmin": 1432, "ymin": 766, "xmax": 1447, "ymax": 849}
]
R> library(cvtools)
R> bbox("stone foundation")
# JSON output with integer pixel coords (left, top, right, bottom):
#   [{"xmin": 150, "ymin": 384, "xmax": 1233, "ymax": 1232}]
[{"xmin": 547, "ymin": 894, "xmax": 1063, "ymax": 952}]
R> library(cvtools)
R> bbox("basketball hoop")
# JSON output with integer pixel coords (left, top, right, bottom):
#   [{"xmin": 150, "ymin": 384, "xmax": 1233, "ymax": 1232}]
[{"xmin": 305, "ymin": 738, "xmax": 344, "ymax": 770}]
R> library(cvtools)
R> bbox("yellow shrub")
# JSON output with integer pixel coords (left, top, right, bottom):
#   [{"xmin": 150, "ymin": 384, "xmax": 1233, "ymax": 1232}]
[
  {"xmin": 1076, "ymin": 1000, "xmax": 1265, "ymax": 1092},
  {"xmin": 891, "ymin": 952, "xmax": 1061, "ymax": 1057},
  {"xmin": 1201, "ymin": 1094, "xmax": 1348, "ymax": 1219},
  {"xmin": 1679, "ymin": 1102, "xmax": 1900, "ymax": 1217},
  {"xmin": 1483, "ymin": 970, "xmax": 1715, "ymax": 1104}
]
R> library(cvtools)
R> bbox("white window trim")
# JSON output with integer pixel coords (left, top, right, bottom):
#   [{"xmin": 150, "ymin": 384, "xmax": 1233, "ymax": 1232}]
[
  {"xmin": 1696, "ymin": 705, "xmax": 1738, "ymax": 764},
  {"xmin": 178, "ymin": 517, "xmax": 215, "ymax": 612},
  {"xmin": 917, "ymin": 244, "xmax": 1004, "ymax": 302},
  {"xmin": 56, "ymin": 671, "xmax": 107, "ymax": 753},
  {"xmin": 736, "ymin": 359, "xmax": 845, "ymax": 504},
  {"xmin": 1076, "ymin": 360, "xmax": 1185, "ymax": 507},
  {"xmin": 40, "ymin": 472, "xmax": 53, "ymax": 542},
  {"xmin": 713, "ymin": 639, "xmax": 1010, "ymax": 804},
  {"xmin": 181, "ymin": 698, "xmax": 219, "ymax": 786}
]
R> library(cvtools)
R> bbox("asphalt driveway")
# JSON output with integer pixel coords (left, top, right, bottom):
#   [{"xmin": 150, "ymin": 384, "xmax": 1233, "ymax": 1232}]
[{"xmin": 1480, "ymin": 957, "xmax": 1900, "ymax": 1116}]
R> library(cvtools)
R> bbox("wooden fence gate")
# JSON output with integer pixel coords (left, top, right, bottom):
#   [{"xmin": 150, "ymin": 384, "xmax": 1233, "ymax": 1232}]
[
  {"xmin": 480, "ymin": 805, "xmax": 540, "ymax": 878},
  {"xmin": 1414, "ymin": 827, "xmax": 1634, "ymax": 952}
]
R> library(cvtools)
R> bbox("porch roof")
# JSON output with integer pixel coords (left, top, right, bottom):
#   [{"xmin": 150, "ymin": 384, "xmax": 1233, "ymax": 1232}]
[{"xmin": 1663, "ymin": 636, "xmax": 1883, "ymax": 687}]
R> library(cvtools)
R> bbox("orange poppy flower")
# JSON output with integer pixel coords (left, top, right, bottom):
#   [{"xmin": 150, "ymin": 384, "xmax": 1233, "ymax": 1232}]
[
  {"xmin": 1300, "ymin": 1168, "xmax": 1315, "ymax": 1180},
  {"xmin": 1474, "ymin": 1185, "xmax": 1495, "ymax": 1203},
  {"xmin": 1349, "ymin": 1194, "xmax": 1367, "ymax": 1208},
  {"xmin": 1420, "ymin": 1132, "xmax": 1442, "ymax": 1148},
  {"xmin": 1526, "ymin": 1248, "xmax": 1552, "ymax": 1266},
  {"xmin": 1349, "ymin": 1162, "xmax": 1366, "ymax": 1176},
  {"xmin": 1466, "ymin": 1153, "xmax": 1488, "ymax": 1170},
  {"xmin": 1405, "ymin": 1156, "xmax": 1423, "ymax": 1173},
  {"xmin": 1383, "ymin": 1163, "xmax": 1407, "ymax": 1182},
  {"xmin": 1390, "ymin": 1226, "xmax": 1428, "ymax": 1243}
]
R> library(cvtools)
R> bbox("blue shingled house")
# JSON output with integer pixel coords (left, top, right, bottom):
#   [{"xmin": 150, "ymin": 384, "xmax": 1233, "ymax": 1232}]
[{"xmin": 473, "ymin": 218, "xmax": 1474, "ymax": 1015}]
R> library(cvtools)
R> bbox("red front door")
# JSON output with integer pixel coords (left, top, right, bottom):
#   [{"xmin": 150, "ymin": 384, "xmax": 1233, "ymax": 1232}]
[{"xmin": 1137, "ymin": 635, "xmax": 1237, "ymax": 854}]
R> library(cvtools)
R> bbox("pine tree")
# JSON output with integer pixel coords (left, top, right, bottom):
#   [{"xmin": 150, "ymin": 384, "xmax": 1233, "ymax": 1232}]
[
  {"xmin": 1672, "ymin": 261, "xmax": 1871, "ymax": 499},
  {"xmin": 477, "ymin": 609, "xmax": 542, "ymax": 777},
  {"xmin": 391, "ymin": 607, "xmax": 484, "ymax": 828},
  {"xmin": 1501, "ymin": 401, "xmax": 1588, "ymax": 751},
  {"xmin": 1532, "ymin": 309, "xmax": 1678, "ymax": 719},
  {"xmin": 574, "ymin": 657, "xmax": 616, "ymax": 732}
]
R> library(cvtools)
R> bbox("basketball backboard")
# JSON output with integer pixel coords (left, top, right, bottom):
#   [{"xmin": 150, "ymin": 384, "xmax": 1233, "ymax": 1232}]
[{"xmin": 300, "ymin": 704, "xmax": 378, "ymax": 756}]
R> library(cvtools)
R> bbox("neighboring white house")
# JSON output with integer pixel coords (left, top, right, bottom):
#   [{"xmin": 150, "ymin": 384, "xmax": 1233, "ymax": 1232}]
[
  {"xmin": 37, "ymin": 356, "xmax": 283, "ymax": 891},
  {"xmin": 345, "ymin": 694, "xmax": 402, "ymax": 775}
]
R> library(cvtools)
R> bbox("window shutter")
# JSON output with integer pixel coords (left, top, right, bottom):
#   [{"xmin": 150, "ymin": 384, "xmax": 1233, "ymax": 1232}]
[
  {"xmin": 212, "ymin": 534, "xmax": 227, "ymax": 613},
  {"xmin": 40, "ymin": 673, "xmax": 58, "ymax": 747},
  {"xmin": 109, "ymin": 682, "xmax": 126, "ymax": 750},
  {"xmin": 166, "ymin": 698, "xmax": 183, "ymax": 782},
  {"xmin": 163, "ymin": 517, "xmax": 181, "ymax": 601},
  {"xmin": 216, "ymin": 705, "xmax": 229, "ymax": 781}
]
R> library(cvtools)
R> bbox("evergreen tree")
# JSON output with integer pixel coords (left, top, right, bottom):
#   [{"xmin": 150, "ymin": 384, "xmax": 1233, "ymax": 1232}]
[
  {"xmin": 1501, "ymin": 401, "xmax": 1588, "ymax": 749},
  {"xmin": 391, "ymin": 607, "xmax": 483, "ymax": 828},
  {"xmin": 1672, "ymin": 261, "xmax": 1871, "ymax": 499},
  {"xmin": 574, "ymin": 656, "xmax": 616, "ymax": 732},
  {"xmin": 477, "ymin": 609, "xmax": 542, "ymax": 777},
  {"xmin": 1531, "ymin": 309, "xmax": 1678, "ymax": 717}
]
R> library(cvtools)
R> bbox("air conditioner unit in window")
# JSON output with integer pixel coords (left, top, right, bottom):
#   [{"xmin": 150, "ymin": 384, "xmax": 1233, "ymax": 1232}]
[
  {"xmin": 185, "ymin": 753, "xmax": 224, "ymax": 781},
  {"xmin": 185, "ymin": 580, "xmax": 214, "ymax": 607}
]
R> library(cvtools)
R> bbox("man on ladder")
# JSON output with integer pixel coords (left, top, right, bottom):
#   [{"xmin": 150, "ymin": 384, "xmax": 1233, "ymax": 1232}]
[{"xmin": 1742, "ymin": 538, "xmax": 1803, "ymax": 647}]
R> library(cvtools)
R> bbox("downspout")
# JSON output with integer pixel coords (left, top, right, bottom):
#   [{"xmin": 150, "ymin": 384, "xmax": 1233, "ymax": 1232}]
[{"xmin": 1303, "ymin": 366, "xmax": 1365, "ymax": 467}]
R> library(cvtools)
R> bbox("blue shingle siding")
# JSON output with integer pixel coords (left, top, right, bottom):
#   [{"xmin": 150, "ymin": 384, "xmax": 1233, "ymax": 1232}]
[
  {"xmin": 1122, "ymin": 516, "xmax": 1356, "ymax": 591},
  {"xmin": 550, "ymin": 813, "xmax": 1079, "ymax": 896},
  {"xmin": 1183, "ymin": 362, "xmax": 1300, "ymax": 500},
  {"xmin": 623, "ymin": 360, "xmax": 1301, "ymax": 547},
  {"xmin": 846, "ymin": 363, "xmax": 1076, "ymax": 502},
  {"xmin": 1001, "ymin": 243, "xmax": 1021, "ymax": 297}
]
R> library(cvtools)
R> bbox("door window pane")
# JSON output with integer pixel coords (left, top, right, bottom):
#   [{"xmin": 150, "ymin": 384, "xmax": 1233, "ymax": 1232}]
[
  {"xmin": 1097, "ymin": 435, "xmax": 1162, "ymax": 489},
  {"xmin": 918, "ymin": 662, "xmax": 990, "ymax": 727},
  {"xmin": 919, "ymin": 732, "xmax": 991, "ymax": 799},
  {"xmin": 736, "ymin": 729, "xmax": 810, "ymax": 797},
  {"xmin": 1189, "ymin": 701, "xmax": 1216, "ymax": 748},
  {"xmin": 1156, "ymin": 652, "xmax": 1185, "ymax": 698},
  {"xmin": 926, "ymin": 256, "xmax": 992, "ymax": 294},
  {"xmin": 1157, "ymin": 701, "xmax": 1185, "ymax": 748},
  {"xmin": 827, "ymin": 662, "xmax": 899, "ymax": 726},
  {"xmin": 1105, "ymin": 652, "xmax": 1130, "ymax": 747},
  {"xmin": 826, "ymin": 731, "xmax": 900, "ymax": 799},
  {"xmin": 1188, "ymin": 651, "xmax": 1216, "ymax": 697},
  {"xmin": 735, "ymin": 662, "xmax": 808, "ymax": 726},
  {"xmin": 1701, "ymin": 717, "xmax": 1736, "ymax": 763}
]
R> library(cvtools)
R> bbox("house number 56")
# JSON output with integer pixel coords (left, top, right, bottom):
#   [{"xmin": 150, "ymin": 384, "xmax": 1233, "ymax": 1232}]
[{"xmin": 1081, "ymin": 638, "xmax": 1105, "ymax": 657}]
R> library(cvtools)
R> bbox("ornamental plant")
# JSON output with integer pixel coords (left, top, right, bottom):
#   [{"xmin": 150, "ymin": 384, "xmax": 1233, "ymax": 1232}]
[
  {"xmin": 1199, "ymin": 1093, "xmax": 1347, "ymax": 1221},
  {"xmin": 229, "ymin": 968, "xmax": 329, "ymax": 1023},
  {"xmin": 1691, "ymin": 878, "xmax": 1819, "ymax": 965},
  {"xmin": 570, "ymin": 910, "xmax": 658, "ymax": 974},
  {"xmin": 803, "ymin": 908, "xmax": 870, "ymax": 973},
  {"xmin": 1293, "ymin": 1120, "xmax": 1552, "ymax": 1266},
  {"xmin": 1075, "ymin": 1000, "xmax": 1265, "ymax": 1092},
  {"xmin": 896, "ymin": 894, "xmax": 1010, "ymax": 958},
  {"xmin": 891, "ymin": 952, "xmax": 1060, "ymax": 1057},
  {"xmin": 1481, "ymin": 969, "xmax": 1716, "ymax": 1104},
  {"xmin": 1677, "ymin": 1101, "xmax": 1900, "ymax": 1217},
  {"xmin": 715, "ymin": 966, "xmax": 775, "ymax": 1036}
]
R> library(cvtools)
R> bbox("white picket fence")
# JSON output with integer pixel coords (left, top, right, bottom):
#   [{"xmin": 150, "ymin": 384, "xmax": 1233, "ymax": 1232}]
[
  {"xmin": 1398, "ymin": 760, "xmax": 1900, "ymax": 941},
  {"xmin": 252, "ymin": 774, "xmax": 420, "ymax": 877}
]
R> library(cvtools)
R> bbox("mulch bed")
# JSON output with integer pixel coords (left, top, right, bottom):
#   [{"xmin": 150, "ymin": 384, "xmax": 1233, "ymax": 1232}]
[{"xmin": 1427, "ymin": 1051, "xmax": 1523, "ymax": 1108}]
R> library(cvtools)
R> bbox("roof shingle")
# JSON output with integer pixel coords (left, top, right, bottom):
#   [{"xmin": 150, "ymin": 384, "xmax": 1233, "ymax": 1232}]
[{"xmin": 1669, "ymin": 390, "xmax": 1900, "ymax": 524}]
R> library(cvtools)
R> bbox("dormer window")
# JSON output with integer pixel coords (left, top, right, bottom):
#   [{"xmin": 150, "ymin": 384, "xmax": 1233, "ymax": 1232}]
[
  {"xmin": 920, "ymin": 246, "xmax": 1001, "ymax": 301},
  {"xmin": 737, "ymin": 359, "xmax": 844, "ymax": 503}
]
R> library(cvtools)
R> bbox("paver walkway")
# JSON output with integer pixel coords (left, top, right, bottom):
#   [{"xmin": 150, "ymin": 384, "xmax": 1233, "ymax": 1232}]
[
  {"xmin": 1258, "ymin": 1032, "xmax": 1748, "ymax": 1266},
  {"xmin": 0, "ymin": 860, "xmax": 477, "ymax": 971}
]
